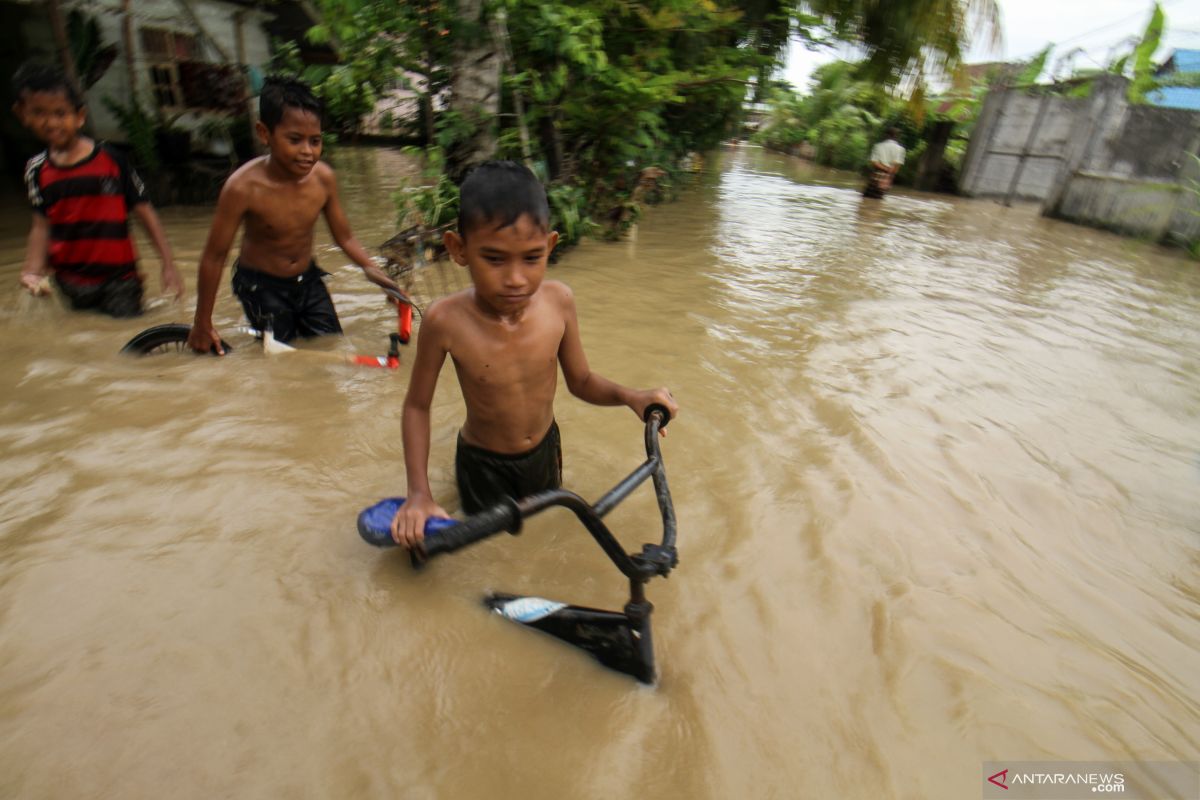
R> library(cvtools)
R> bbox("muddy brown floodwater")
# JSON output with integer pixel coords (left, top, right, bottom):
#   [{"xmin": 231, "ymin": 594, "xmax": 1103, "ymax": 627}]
[{"xmin": 1, "ymin": 144, "xmax": 1197, "ymax": 799}]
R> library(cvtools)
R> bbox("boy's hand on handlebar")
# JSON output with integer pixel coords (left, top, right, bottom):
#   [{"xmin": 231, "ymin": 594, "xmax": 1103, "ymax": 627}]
[
  {"xmin": 362, "ymin": 262, "xmax": 402, "ymax": 294},
  {"xmin": 391, "ymin": 493, "xmax": 449, "ymax": 550},
  {"xmin": 383, "ymin": 286, "xmax": 413, "ymax": 307},
  {"xmin": 629, "ymin": 388, "xmax": 678, "ymax": 435}
]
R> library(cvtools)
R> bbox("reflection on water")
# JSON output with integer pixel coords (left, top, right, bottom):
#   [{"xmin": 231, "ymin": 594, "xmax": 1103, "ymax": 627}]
[{"xmin": 0, "ymin": 144, "xmax": 1197, "ymax": 799}]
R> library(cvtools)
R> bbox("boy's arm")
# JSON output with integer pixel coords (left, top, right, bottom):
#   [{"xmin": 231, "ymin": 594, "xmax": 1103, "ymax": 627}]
[
  {"xmin": 391, "ymin": 303, "xmax": 451, "ymax": 548},
  {"xmin": 131, "ymin": 202, "xmax": 184, "ymax": 301},
  {"xmin": 319, "ymin": 167, "xmax": 400, "ymax": 293},
  {"xmin": 556, "ymin": 284, "xmax": 679, "ymax": 424},
  {"xmin": 188, "ymin": 181, "xmax": 248, "ymax": 354},
  {"xmin": 19, "ymin": 214, "xmax": 51, "ymax": 295}
]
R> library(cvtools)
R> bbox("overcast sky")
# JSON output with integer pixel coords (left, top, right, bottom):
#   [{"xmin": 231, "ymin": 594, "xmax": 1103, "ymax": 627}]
[{"xmin": 783, "ymin": 0, "xmax": 1200, "ymax": 89}]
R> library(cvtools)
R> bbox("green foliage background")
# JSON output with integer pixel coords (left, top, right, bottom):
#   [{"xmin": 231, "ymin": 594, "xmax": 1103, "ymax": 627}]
[{"xmin": 299, "ymin": 0, "xmax": 996, "ymax": 239}]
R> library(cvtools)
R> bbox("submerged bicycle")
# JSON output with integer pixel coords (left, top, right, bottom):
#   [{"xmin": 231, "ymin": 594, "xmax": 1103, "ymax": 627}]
[
  {"xmin": 357, "ymin": 405, "xmax": 678, "ymax": 684},
  {"xmin": 120, "ymin": 288, "xmax": 416, "ymax": 369}
]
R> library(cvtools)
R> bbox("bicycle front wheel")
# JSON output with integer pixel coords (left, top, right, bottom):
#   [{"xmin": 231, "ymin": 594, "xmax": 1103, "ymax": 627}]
[{"xmin": 120, "ymin": 324, "xmax": 231, "ymax": 356}]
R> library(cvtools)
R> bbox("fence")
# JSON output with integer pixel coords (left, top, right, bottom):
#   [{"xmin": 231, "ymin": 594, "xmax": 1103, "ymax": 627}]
[{"xmin": 960, "ymin": 75, "xmax": 1200, "ymax": 248}]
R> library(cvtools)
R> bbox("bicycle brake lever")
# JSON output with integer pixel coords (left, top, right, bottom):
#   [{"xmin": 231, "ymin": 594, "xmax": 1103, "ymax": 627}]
[{"xmin": 383, "ymin": 287, "xmax": 413, "ymax": 306}]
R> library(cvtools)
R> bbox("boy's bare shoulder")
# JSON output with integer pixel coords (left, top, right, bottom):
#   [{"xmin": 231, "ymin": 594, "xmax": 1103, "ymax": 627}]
[
  {"xmin": 313, "ymin": 160, "xmax": 336, "ymax": 181},
  {"xmin": 540, "ymin": 280, "xmax": 576, "ymax": 308},
  {"xmin": 220, "ymin": 156, "xmax": 268, "ymax": 198},
  {"xmin": 540, "ymin": 280, "xmax": 572, "ymax": 298},
  {"xmin": 412, "ymin": 290, "xmax": 471, "ymax": 352},
  {"xmin": 225, "ymin": 156, "xmax": 268, "ymax": 186},
  {"xmin": 419, "ymin": 288, "xmax": 474, "ymax": 330},
  {"xmin": 424, "ymin": 289, "xmax": 473, "ymax": 323},
  {"xmin": 311, "ymin": 162, "xmax": 339, "ymax": 203}
]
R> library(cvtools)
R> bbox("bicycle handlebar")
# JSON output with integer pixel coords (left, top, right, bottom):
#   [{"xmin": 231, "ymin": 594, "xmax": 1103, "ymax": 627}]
[
  {"xmin": 408, "ymin": 405, "xmax": 675, "ymax": 571},
  {"xmin": 359, "ymin": 406, "xmax": 675, "ymax": 568},
  {"xmin": 643, "ymin": 403, "xmax": 671, "ymax": 428},
  {"xmin": 411, "ymin": 498, "xmax": 520, "ymax": 567}
]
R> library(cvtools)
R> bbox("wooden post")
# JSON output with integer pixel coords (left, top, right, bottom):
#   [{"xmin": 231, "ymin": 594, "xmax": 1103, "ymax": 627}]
[
  {"xmin": 915, "ymin": 121, "xmax": 953, "ymax": 192},
  {"xmin": 45, "ymin": 0, "xmax": 82, "ymax": 93},
  {"xmin": 120, "ymin": 0, "xmax": 139, "ymax": 98},
  {"xmin": 233, "ymin": 9, "xmax": 257, "ymax": 156},
  {"xmin": 490, "ymin": 8, "xmax": 532, "ymax": 169},
  {"xmin": 445, "ymin": 0, "xmax": 500, "ymax": 183}
]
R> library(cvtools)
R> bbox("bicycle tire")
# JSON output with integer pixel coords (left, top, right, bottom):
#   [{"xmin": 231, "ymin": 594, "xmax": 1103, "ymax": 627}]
[{"xmin": 120, "ymin": 323, "xmax": 231, "ymax": 356}]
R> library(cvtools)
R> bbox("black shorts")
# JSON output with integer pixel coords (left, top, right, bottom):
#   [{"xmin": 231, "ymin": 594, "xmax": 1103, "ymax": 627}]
[
  {"xmin": 55, "ymin": 270, "xmax": 143, "ymax": 318},
  {"xmin": 231, "ymin": 260, "xmax": 342, "ymax": 343},
  {"xmin": 455, "ymin": 421, "xmax": 563, "ymax": 515}
]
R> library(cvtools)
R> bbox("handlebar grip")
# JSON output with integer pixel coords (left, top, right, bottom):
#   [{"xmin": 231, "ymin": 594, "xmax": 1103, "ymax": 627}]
[
  {"xmin": 416, "ymin": 500, "xmax": 519, "ymax": 565},
  {"xmin": 357, "ymin": 497, "xmax": 457, "ymax": 547},
  {"xmin": 643, "ymin": 403, "xmax": 672, "ymax": 429}
]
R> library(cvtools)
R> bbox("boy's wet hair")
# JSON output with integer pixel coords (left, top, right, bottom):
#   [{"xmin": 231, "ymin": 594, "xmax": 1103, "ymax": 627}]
[
  {"xmin": 12, "ymin": 61, "xmax": 84, "ymax": 109},
  {"xmin": 259, "ymin": 75, "xmax": 323, "ymax": 130},
  {"xmin": 458, "ymin": 161, "xmax": 550, "ymax": 238}
]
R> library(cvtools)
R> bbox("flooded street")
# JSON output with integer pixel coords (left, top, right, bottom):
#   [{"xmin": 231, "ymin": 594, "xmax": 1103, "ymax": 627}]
[{"xmin": 1, "ymin": 145, "xmax": 1197, "ymax": 798}]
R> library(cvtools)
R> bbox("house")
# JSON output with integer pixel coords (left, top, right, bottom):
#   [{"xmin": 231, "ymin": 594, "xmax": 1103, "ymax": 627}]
[
  {"xmin": 0, "ymin": 0, "xmax": 323, "ymax": 181},
  {"xmin": 1147, "ymin": 48, "xmax": 1200, "ymax": 112},
  {"xmin": 361, "ymin": 70, "xmax": 443, "ymax": 139}
]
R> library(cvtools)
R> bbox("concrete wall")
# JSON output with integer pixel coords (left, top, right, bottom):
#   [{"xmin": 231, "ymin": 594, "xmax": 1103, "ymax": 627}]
[
  {"xmin": 962, "ymin": 76, "xmax": 1200, "ymax": 247},
  {"xmin": 960, "ymin": 89, "xmax": 1085, "ymax": 201}
]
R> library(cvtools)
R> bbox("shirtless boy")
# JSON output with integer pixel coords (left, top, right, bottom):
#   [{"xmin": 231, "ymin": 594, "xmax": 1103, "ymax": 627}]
[
  {"xmin": 390, "ymin": 160, "xmax": 678, "ymax": 548},
  {"xmin": 188, "ymin": 76, "xmax": 399, "ymax": 353}
]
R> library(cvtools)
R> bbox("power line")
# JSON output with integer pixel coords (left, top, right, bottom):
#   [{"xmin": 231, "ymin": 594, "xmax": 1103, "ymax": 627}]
[{"xmin": 1012, "ymin": 0, "xmax": 1190, "ymax": 60}]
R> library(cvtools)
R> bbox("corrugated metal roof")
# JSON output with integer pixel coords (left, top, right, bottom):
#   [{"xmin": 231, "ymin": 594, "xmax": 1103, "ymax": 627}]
[
  {"xmin": 1169, "ymin": 49, "xmax": 1200, "ymax": 74},
  {"xmin": 1146, "ymin": 86, "xmax": 1200, "ymax": 111}
]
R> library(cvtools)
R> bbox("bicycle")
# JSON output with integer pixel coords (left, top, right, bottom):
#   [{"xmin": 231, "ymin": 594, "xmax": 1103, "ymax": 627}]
[
  {"xmin": 357, "ymin": 405, "xmax": 678, "ymax": 684},
  {"xmin": 120, "ymin": 287, "xmax": 417, "ymax": 369}
]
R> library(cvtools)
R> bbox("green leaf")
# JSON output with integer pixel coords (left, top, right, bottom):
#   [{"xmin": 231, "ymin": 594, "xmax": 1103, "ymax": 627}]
[{"xmin": 1016, "ymin": 45, "xmax": 1052, "ymax": 86}]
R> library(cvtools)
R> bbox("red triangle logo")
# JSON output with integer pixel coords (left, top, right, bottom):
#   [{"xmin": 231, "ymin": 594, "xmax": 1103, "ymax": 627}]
[{"xmin": 988, "ymin": 769, "xmax": 1009, "ymax": 789}]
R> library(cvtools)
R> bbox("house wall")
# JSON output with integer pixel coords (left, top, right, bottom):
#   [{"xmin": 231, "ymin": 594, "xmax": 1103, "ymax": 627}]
[
  {"xmin": 361, "ymin": 72, "xmax": 429, "ymax": 137},
  {"xmin": 961, "ymin": 76, "xmax": 1200, "ymax": 247},
  {"xmin": 64, "ymin": 0, "xmax": 273, "ymax": 141}
]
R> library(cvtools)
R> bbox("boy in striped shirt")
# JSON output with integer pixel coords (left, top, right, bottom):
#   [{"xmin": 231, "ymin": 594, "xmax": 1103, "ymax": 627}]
[{"xmin": 15, "ymin": 63, "xmax": 182, "ymax": 317}]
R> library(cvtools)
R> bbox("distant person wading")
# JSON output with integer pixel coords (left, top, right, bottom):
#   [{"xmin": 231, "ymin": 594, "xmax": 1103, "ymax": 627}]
[{"xmin": 863, "ymin": 128, "xmax": 905, "ymax": 199}]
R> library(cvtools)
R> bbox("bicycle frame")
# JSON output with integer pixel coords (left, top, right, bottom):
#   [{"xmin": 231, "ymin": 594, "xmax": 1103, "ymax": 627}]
[
  {"xmin": 409, "ymin": 407, "xmax": 678, "ymax": 684},
  {"xmin": 262, "ymin": 288, "xmax": 414, "ymax": 369},
  {"xmin": 121, "ymin": 288, "xmax": 416, "ymax": 366}
]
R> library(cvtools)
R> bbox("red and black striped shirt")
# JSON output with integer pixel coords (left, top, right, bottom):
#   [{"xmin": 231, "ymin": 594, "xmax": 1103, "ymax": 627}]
[{"xmin": 25, "ymin": 143, "xmax": 149, "ymax": 285}]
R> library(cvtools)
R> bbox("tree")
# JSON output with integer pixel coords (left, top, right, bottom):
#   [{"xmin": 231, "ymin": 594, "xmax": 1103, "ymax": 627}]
[
  {"xmin": 443, "ymin": 0, "xmax": 500, "ymax": 181},
  {"xmin": 301, "ymin": 0, "xmax": 1004, "ymax": 240},
  {"xmin": 304, "ymin": 0, "xmax": 455, "ymax": 140},
  {"xmin": 806, "ymin": 0, "xmax": 1000, "ymax": 84},
  {"xmin": 1127, "ymin": 2, "xmax": 1165, "ymax": 103}
]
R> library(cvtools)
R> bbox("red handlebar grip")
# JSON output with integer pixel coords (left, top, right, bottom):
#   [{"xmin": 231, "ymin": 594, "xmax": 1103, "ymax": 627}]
[{"xmin": 398, "ymin": 304, "xmax": 412, "ymax": 344}]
